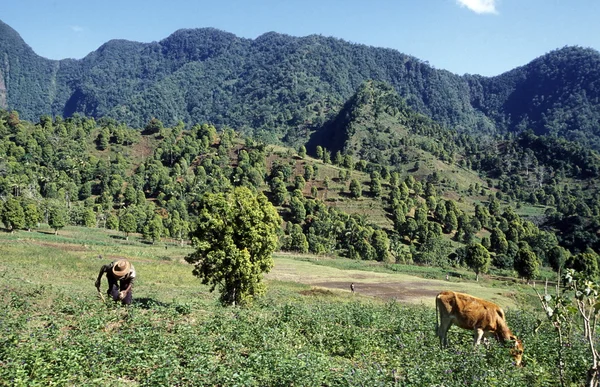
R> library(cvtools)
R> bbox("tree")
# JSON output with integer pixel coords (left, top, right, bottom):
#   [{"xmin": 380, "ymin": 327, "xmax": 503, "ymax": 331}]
[
  {"xmin": 23, "ymin": 203, "xmax": 41, "ymax": 232},
  {"xmin": 303, "ymin": 164, "xmax": 314, "ymax": 181},
  {"xmin": 289, "ymin": 196, "xmax": 306, "ymax": 224},
  {"xmin": 514, "ymin": 247, "xmax": 540, "ymax": 281},
  {"xmin": 371, "ymin": 229, "xmax": 392, "ymax": 263},
  {"xmin": 370, "ymin": 174, "xmax": 382, "ymax": 198},
  {"xmin": 185, "ymin": 187, "xmax": 281, "ymax": 306},
  {"xmin": 298, "ymin": 145, "xmax": 306, "ymax": 158},
  {"xmin": 289, "ymin": 224, "xmax": 309, "ymax": 253},
  {"xmin": 349, "ymin": 179, "xmax": 362, "ymax": 199},
  {"xmin": 106, "ymin": 213, "xmax": 119, "ymax": 230},
  {"xmin": 464, "ymin": 243, "xmax": 491, "ymax": 281},
  {"xmin": 1, "ymin": 198, "xmax": 25, "ymax": 232},
  {"xmin": 83, "ymin": 208, "xmax": 97, "ymax": 228},
  {"xmin": 144, "ymin": 117, "xmax": 164, "ymax": 134},
  {"xmin": 565, "ymin": 249, "xmax": 600, "ymax": 280},
  {"xmin": 315, "ymin": 146, "xmax": 323, "ymax": 160},
  {"xmin": 144, "ymin": 214, "xmax": 164, "ymax": 244},
  {"xmin": 118, "ymin": 212, "xmax": 137, "ymax": 240},
  {"xmin": 490, "ymin": 228, "xmax": 509, "ymax": 254},
  {"xmin": 270, "ymin": 176, "xmax": 288, "ymax": 206},
  {"xmin": 48, "ymin": 204, "xmax": 68, "ymax": 235},
  {"xmin": 444, "ymin": 211, "xmax": 458, "ymax": 233},
  {"xmin": 547, "ymin": 245, "xmax": 569, "ymax": 273},
  {"xmin": 294, "ymin": 175, "xmax": 306, "ymax": 190},
  {"xmin": 96, "ymin": 127, "xmax": 110, "ymax": 150}
]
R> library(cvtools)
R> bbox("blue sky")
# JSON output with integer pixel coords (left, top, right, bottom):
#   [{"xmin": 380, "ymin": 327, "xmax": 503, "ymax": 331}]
[{"xmin": 2, "ymin": 0, "xmax": 598, "ymax": 76}]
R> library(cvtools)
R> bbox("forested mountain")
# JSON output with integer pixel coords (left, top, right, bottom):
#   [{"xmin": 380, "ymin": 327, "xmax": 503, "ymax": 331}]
[
  {"xmin": 310, "ymin": 80, "xmax": 459, "ymax": 165},
  {"xmin": 2, "ymin": 20, "xmax": 600, "ymax": 149}
]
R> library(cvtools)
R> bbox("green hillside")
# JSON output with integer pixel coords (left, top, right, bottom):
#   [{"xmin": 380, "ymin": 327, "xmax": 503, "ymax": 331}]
[
  {"xmin": 3, "ymin": 20, "xmax": 600, "ymax": 149},
  {"xmin": 0, "ymin": 103, "xmax": 598, "ymax": 281}
]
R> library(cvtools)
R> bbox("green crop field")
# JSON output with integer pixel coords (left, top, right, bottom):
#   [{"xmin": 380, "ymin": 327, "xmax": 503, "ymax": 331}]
[{"xmin": 0, "ymin": 227, "xmax": 592, "ymax": 386}]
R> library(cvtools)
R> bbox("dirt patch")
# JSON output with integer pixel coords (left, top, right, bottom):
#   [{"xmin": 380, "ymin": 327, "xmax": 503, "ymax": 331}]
[
  {"xmin": 269, "ymin": 257, "xmax": 519, "ymax": 308},
  {"xmin": 313, "ymin": 281, "xmax": 442, "ymax": 304},
  {"xmin": 299, "ymin": 288, "xmax": 337, "ymax": 297}
]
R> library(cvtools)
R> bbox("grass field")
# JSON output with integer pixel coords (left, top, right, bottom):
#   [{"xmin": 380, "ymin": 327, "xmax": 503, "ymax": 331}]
[{"xmin": 0, "ymin": 226, "xmax": 592, "ymax": 386}]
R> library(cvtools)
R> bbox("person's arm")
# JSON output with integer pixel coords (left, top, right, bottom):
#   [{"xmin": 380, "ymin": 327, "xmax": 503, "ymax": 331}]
[
  {"xmin": 95, "ymin": 264, "xmax": 110, "ymax": 289},
  {"xmin": 118, "ymin": 278, "xmax": 134, "ymax": 299}
]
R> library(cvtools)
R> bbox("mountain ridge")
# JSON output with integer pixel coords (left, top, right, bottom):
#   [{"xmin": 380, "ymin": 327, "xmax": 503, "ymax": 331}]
[{"xmin": 1, "ymin": 19, "xmax": 600, "ymax": 149}]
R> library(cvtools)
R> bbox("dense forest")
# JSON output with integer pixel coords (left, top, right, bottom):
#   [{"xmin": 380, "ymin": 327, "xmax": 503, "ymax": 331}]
[
  {"xmin": 2, "ymin": 20, "xmax": 600, "ymax": 149},
  {"xmin": 0, "ymin": 104, "xmax": 599, "ymax": 281}
]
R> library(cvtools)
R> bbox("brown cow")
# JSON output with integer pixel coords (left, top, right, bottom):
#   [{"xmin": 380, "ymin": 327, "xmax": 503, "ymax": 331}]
[{"xmin": 436, "ymin": 291, "xmax": 523, "ymax": 366}]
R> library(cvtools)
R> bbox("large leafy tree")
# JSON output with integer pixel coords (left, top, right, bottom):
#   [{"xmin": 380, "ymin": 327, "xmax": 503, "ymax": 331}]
[
  {"xmin": 185, "ymin": 187, "xmax": 281, "ymax": 306},
  {"xmin": 464, "ymin": 243, "xmax": 491, "ymax": 281},
  {"xmin": 47, "ymin": 204, "xmax": 67, "ymax": 235},
  {"xmin": 23, "ymin": 202, "xmax": 41, "ymax": 232},
  {"xmin": 514, "ymin": 247, "xmax": 541, "ymax": 281},
  {"xmin": 1, "ymin": 198, "xmax": 25, "ymax": 232},
  {"xmin": 144, "ymin": 214, "xmax": 164, "ymax": 244},
  {"xmin": 119, "ymin": 212, "xmax": 137, "ymax": 240}
]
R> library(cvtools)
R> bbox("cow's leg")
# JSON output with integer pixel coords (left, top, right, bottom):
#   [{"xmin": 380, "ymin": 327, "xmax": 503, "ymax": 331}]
[
  {"xmin": 438, "ymin": 319, "xmax": 453, "ymax": 348},
  {"xmin": 473, "ymin": 328, "xmax": 485, "ymax": 347}
]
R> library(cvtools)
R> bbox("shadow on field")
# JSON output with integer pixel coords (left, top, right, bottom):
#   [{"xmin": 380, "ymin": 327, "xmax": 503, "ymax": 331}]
[{"xmin": 134, "ymin": 297, "xmax": 171, "ymax": 309}]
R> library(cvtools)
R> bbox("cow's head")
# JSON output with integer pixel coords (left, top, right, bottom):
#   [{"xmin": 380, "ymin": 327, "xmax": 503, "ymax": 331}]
[{"xmin": 509, "ymin": 335, "xmax": 524, "ymax": 367}]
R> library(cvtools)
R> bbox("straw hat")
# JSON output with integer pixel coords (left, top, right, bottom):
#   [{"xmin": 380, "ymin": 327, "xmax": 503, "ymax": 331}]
[{"xmin": 112, "ymin": 259, "xmax": 131, "ymax": 278}]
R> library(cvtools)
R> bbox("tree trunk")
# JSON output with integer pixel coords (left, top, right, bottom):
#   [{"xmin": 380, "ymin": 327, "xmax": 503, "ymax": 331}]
[{"xmin": 586, "ymin": 367, "xmax": 598, "ymax": 387}]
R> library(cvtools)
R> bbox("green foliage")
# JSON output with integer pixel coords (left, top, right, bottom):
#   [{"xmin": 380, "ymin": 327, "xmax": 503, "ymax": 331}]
[
  {"xmin": 47, "ymin": 203, "xmax": 67, "ymax": 234},
  {"xmin": 288, "ymin": 223, "xmax": 309, "ymax": 253},
  {"xmin": 185, "ymin": 187, "xmax": 281, "ymax": 306},
  {"xmin": 1, "ymin": 197, "xmax": 25, "ymax": 231},
  {"xmin": 289, "ymin": 196, "xmax": 306, "ymax": 224},
  {"xmin": 464, "ymin": 243, "xmax": 491, "ymax": 281},
  {"xmin": 144, "ymin": 214, "xmax": 164, "ymax": 244},
  {"xmin": 105, "ymin": 213, "xmax": 119, "ymax": 230},
  {"xmin": 514, "ymin": 247, "xmax": 541, "ymax": 281},
  {"xmin": 298, "ymin": 145, "xmax": 306, "ymax": 158},
  {"xmin": 23, "ymin": 202, "xmax": 41, "ymax": 231},
  {"xmin": 269, "ymin": 177, "xmax": 288, "ymax": 206},
  {"xmin": 547, "ymin": 245, "xmax": 570, "ymax": 272},
  {"xmin": 5, "ymin": 15, "xmax": 600, "ymax": 153},
  {"xmin": 565, "ymin": 249, "xmax": 600, "ymax": 279},
  {"xmin": 349, "ymin": 179, "xmax": 362, "ymax": 199}
]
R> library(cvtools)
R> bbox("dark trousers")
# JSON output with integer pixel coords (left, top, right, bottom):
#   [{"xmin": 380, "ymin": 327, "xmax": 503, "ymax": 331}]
[{"xmin": 107, "ymin": 279, "xmax": 133, "ymax": 305}]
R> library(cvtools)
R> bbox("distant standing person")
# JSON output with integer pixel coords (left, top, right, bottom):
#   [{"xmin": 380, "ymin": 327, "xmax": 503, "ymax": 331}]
[
  {"xmin": 350, "ymin": 282, "xmax": 355, "ymax": 293},
  {"xmin": 95, "ymin": 259, "xmax": 136, "ymax": 305}
]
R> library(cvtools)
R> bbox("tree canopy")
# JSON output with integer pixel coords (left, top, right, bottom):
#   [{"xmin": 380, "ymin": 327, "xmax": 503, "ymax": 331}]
[{"xmin": 185, "ymin": 187, "xmax": 281, "ymax": 306}]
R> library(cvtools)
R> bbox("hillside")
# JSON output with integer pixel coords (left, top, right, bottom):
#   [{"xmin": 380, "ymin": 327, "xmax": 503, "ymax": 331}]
[
  {"xmin": 0, "ymin": 106, "xmax": 598, "ymax": 275},
  {"xmin": 2, "ymin": 20, "xmax": 600, "ymax": 149}
]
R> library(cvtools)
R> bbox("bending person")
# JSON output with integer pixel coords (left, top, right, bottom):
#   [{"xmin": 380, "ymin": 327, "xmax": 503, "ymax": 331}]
[{"xmin": 95, "ymin": 259, "xmax": 136, "ymax": 305}]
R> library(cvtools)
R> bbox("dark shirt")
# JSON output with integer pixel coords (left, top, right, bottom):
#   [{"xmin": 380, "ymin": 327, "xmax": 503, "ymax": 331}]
[{"xmin": 99, "ymin": 262, "xmax": 136, "ymax": 285}]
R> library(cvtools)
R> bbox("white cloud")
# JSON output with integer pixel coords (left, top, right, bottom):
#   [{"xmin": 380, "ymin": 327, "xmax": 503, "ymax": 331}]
[
  {"xmin": 70, "ymin": 25, "xmax": 84, "ymax": 32},
  {"xmin": 456, "ymin": 0, "xmax": 498, "ymax": 14}
]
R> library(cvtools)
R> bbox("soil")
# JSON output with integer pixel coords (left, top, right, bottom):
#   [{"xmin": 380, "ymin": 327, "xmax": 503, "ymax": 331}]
[{"xmin": 313, "ymin": 280, "xmax": 443, "ymax": 303}]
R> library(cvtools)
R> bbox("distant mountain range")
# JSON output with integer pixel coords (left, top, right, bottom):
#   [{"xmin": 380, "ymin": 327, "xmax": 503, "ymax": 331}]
[{"xmin": 1, "ymin": 19, "xmax": 600, "ymax": 149}]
